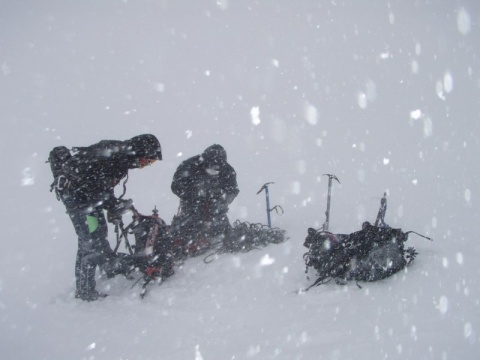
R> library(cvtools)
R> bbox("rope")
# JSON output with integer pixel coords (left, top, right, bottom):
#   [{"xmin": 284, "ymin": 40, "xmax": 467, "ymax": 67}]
[
  {"xmin": 202, "ymin": 220, "xmax": 287, "ymax": 263},
  {"xmin": 119, "ymin": 173, "xmax": 129, "ymax": 200}
]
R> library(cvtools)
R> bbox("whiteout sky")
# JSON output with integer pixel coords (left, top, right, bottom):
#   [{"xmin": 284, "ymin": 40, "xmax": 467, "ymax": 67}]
[{"xmin": 0, "ymin": 1, "xmax": 479, "ymax": 359}]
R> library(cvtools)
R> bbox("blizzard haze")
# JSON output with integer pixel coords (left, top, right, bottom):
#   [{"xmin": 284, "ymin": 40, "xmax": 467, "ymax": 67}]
[{"xmin": 1, "ymin": 1, "xmax": 479, "ymax": 359}]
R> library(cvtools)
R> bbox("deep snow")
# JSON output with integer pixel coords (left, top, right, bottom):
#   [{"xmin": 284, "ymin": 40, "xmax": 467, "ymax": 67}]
[{"xmin": 1, "ymin": 1, "xmax": 479, "ymax": 359}]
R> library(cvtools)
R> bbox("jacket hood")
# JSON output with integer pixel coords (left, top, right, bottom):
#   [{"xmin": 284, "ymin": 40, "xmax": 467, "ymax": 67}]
[
  {"xmin": 202, "ymin": 144, "xmax": 226, "ymax": 167},
  {"xmin": 126, "ymin": 134, "xmax": 162, "ymax": 160}
]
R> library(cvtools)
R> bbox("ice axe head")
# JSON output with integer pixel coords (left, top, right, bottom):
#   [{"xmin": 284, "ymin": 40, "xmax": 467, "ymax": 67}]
[
  {"xmin": 322, "ymin": 174, "xmax": 340, "ymax": 184},
  {"xmin": 257, "ymin": 182, "xmax": 274, "ymax": 195}
]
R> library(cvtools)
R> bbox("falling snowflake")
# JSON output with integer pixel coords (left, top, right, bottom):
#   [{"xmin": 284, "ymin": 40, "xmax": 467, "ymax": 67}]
[{"xmin": 250, "ymin": 106, "xmax": 261, "ymax": 125}]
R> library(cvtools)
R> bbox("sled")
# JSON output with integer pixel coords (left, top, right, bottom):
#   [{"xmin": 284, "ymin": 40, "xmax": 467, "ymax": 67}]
[{"xmin": 302, "ymin": 194, "xmax": 431, "ymax": 291}]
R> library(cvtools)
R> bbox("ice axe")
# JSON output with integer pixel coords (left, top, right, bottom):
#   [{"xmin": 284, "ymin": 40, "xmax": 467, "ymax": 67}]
[
  {"xmin": 374, "ymin": 192, "xmax": 388, "ymax": 227},
  {"xmin": 257, "ymin": 182, "xmax": 283, "ymax": 228},
  {"xmin": 322, "ymin": 174, "xmax": 340, "ymax": 231}
]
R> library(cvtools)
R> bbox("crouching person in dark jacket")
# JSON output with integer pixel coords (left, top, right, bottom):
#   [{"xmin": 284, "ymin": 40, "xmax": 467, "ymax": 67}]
[
  {"xmin": 170, "ymin": 144, "xmax": 239, "ymax": 258},
  {"xmin": 53, "ymin": 134, "xmax": 162, "ymax": 301}
]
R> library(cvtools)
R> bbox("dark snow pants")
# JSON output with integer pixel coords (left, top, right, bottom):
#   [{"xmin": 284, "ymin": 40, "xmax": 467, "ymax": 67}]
[{"xmin": 68, "ymin": 208, "xmax": 113, "ymax": 295}]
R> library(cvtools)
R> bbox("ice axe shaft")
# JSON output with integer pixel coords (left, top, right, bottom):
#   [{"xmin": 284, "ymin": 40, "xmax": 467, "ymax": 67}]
[
  {"xmin": 322, "ymin": 174, "xmax": 340, "ymax": 231},
  {"xmin": 374, "ymin": 192, "xmax": 388, "ymax": 227},
  {"xmin": 257, "ymin": 182, "xmax": 274, "ymax": 228}
]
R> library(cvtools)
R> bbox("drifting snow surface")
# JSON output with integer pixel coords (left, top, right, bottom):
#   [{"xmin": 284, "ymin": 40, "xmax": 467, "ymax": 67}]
[{"xmin": 1, "ymin": 216, "xmax": 479, "ymax": 360}]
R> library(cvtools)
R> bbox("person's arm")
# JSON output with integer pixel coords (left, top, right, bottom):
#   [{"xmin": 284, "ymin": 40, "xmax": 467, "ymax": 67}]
[
  {"xmin": 221, "ymin": 166, "xmax": 239, "ymax": 204},
  {"xmin": 171, "ymin": 159, "xmax": 200, "ymax": 199}
]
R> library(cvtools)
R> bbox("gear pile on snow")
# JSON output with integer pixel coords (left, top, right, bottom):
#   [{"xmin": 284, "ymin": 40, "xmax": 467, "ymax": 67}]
[
  {"xmin": 116, "ymin": 208, "xmax": 287, "ymax": 295},
  {"xmin": 168, "ymin": 218, "xmax": 287, "ymax": 261},
  {"xmin": 303, "ymin": 223, "xmax": 419, "ymax": 290},
  {"xmin": 112, "ymin": 207, "xmax": 175, "ymax": 298},
  {"xmin": 202, "ymin": 220, "xmax": 287, "ymax": 263},
  {"xmin": 302, "ymin": 192, "xmax": 432, "ymax": 291},
  {"xmin": 223, "ymin": 220, "xmax": 287, "ymax": 253},
  {"xmin": 128, "ymin": 209, "xmax": 174, "ymax": 276}
]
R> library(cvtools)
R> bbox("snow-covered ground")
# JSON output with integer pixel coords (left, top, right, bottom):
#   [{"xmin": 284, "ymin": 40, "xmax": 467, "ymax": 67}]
[
  {"xmin": 1, "ymin": 210, "xmax": 478, "ymax": 360},
  {"xmin": 1, "ymin": 1, "xmax": 479, "ymax": 359}
]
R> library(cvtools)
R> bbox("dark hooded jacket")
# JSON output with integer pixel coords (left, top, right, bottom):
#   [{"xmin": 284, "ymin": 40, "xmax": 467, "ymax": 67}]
[
  {"xmin": 61, "ymin": 135, "xmax": 161, "ymax": 211},
  {"xmin": 171, "ymin": 144, "xmax": 239, "ymax": 207}
]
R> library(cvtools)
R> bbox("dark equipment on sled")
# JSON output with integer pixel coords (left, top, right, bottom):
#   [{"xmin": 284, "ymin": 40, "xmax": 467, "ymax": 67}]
[
  {"xmin": 203, "ymin": 220, "xmax": 287, "ymax": 263},
  {"xmin": 302, "ymin": 193, "xmax": 432, "ymax": 291}
]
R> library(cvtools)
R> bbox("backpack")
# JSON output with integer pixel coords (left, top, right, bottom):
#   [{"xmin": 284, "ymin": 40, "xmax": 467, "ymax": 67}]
[
  {"xmin": 115, "ymin": 207, "xmax": 175, "ymax": 298},
  {"xmin": 127, "ymin": 209, "xmax": 174, "ymax": 279},
  {"xmin": 47, "ymin": 146, "xmax": 72, "ymax": 200}
]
